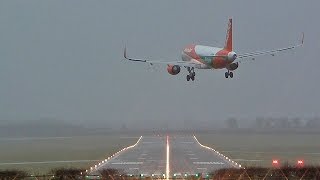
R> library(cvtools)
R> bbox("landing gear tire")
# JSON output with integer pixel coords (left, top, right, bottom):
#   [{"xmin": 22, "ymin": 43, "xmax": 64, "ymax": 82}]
[
  {"xmin": 191, "ymin": 75, "xmax": 195, "ymax": 81},
  {"xmin": 225, "ymin": 71, "xmax": 234, "ymax": 78},
  {"xmin": 186, "ymin": 67, "xmax": 196, "ymax": 81},
  {"xmin": 229, "ymin": 72, "xmax": 234, "ymax": 78}
]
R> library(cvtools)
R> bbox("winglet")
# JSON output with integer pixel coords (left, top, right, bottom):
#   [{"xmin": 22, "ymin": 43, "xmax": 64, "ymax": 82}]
[
  {"xmin": 224, "ymin": 18, "xmax": 233, "ymax": 51},
  {"xmin": 124, "ymin": 46, "xmax": 128, "ymax": 59},
  {"xmin": 301, "ymin": 32, "xmax": 304, "ymax": 45}
]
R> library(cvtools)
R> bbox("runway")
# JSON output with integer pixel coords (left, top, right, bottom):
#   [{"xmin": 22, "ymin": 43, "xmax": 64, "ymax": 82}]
[{"xmin": 90, "ymin": 135, "xmax": 239, "ymax": 177}]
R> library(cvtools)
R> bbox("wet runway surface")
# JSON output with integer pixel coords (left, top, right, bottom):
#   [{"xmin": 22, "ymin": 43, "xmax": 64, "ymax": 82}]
[
  {"xmin": 169, "ymin": 136, "xmax": 236, "ymax": 177},
  {"xmin": 91, "ymin": 135, "xmax": 237, "ymax": 177}
]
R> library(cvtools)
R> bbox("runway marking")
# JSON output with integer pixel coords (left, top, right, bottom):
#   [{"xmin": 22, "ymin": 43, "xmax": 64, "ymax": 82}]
[
  {"xmin": 193, "ymin": 162, "xmax": 225, "ymax": 165},
  {"xmin": 190, "ymin": 157, "xmax": 198, "ymax": 160},
  {"xmin": 0, "ymin": 160, "xmax": 99, "ymax": 165},
  {"xmin": 197, "ymin": 168, "xmax": 207, "ymax": 170},
  {"xmin": 0, "ymin": 136, "xmax": 73, "ymax": 141},
  {"xmin": 233, "ymin": 159, "xmax": 263, "ymax": 162},
  {"xmin": 111, "ymin": 162, "xmax": 143, "ymax": 165},
  {"xmin": 223, "ymin": 151, "xmax": 320, "ymax": 155},
  {"xmin": 119, "ymin": 136, "xmax": 141, "ymax": 139},
  {"xmin": 166, "ymin": 136, "xmax": 170, "ymax": 180},
  {"xmin": 187, "ymin": 154, "xmax": 195, "ymax": 156}
]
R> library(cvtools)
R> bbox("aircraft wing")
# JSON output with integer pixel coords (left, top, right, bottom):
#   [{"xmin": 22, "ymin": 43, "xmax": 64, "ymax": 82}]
[
  {"xmin": 236, "ymin": 33, "xmax": 304, "ymax": 62},
  {"xmin": 124, "ymin": 47, "xmax": 201, "ymax": 68}
]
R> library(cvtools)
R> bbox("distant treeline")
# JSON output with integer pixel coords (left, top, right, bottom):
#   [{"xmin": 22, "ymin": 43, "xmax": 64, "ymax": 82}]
[
  {"xmin": 1, "ymin": 117, "xmax": 320, "ymax": 137},
  {"xmin": 225, "ymin": 117, "xmax": 320, "ymax": 130},
  {"xmin": 0, "ymin": 119, "xmax": 113, "ymax": 137}
]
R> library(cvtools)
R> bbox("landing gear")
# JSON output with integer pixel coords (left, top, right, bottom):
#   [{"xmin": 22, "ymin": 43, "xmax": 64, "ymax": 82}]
[
  {"xmin": 225, "ymin": 71, "xmax": 234, "ymax": 78},
  {"xmin": 186, "ymin": 67, "xmax": 196, "ymax": 81}
]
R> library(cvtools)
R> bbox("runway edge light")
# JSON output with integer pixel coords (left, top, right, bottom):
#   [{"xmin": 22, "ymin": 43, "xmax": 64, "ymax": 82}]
[{"xmin": 193, "ymin": 135, "xmax": 243, "ymax": 169}]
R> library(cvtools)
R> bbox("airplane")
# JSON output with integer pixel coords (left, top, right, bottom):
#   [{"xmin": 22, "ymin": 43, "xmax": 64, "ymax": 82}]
[{"xmin": 124, "ymin": 18, "xmax": 304, "ymax": 81}]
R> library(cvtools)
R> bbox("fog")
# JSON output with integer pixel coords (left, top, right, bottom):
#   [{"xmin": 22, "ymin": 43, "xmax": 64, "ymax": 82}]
[{"xmin": 0, "ymin": 0, "xmax": 319, "ymax": 130}]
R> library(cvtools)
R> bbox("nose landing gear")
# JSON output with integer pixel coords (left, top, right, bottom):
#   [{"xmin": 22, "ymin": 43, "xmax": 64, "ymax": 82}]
[
  {"xmin": 225, "ymin": 71, "xmax": 234, "ymax": 78},
  {"xmin": 187, "ymin": 67, "xmax": 195, "ymax": 81}
]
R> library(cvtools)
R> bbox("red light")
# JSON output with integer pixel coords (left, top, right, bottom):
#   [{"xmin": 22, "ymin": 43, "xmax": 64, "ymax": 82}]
[
  {"xmin": 272, "ymin": 160, "xmax": 279, "ymax": 164},
  {"xmin": 297, "ymin": 160, "xmax": 304, "ymax": 165}
]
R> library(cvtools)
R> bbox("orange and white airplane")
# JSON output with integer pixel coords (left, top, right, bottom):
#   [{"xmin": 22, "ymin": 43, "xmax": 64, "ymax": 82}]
[{"xmin": 124, "ymin": 18, "xmax": 304, "ymax": 81}]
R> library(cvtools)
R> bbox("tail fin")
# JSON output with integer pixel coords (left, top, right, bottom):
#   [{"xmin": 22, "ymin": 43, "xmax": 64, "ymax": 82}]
[{"xmin": 224, "ymin": 18, "xmax": 233, "ymax": 51}]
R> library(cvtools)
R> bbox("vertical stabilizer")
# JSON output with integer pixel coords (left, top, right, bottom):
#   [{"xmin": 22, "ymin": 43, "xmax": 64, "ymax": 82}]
[{"xmin": 224, "ymin": 18, "xmax": 233, "ymax": 51}]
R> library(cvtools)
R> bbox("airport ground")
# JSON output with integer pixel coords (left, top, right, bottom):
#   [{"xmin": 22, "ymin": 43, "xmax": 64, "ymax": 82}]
[
  {"xmin": 196, "ymin": 133, "xmax": 320, "ymax": 167},
  {"xmin": 0, "ymin": 132, "xmax": 319, "ymax": 174},
  {"xmin": 0, "ymin": 135, "xmax": 138, "ymax": 174}
]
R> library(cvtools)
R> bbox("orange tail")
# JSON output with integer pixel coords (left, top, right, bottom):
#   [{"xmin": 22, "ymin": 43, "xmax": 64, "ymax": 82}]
[{"xmin": 224, "ymin": 18, "xmax": 233, "ymax": 51}]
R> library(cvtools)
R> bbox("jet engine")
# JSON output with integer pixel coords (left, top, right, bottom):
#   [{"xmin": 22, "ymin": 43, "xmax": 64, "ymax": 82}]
[
  {"xmin": 167, "ymin": 65, "xmax": 181, "ymax": 75},
  {"xmin": 227, "ymin": 62, "xmax": 239, "ymax": 71},
  {"xmin": 227, "ymin": 51, "xmax": 237, "ymax": 62}
]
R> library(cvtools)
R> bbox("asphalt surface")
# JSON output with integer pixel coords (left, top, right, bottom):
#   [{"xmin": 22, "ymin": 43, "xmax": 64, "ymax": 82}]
[
  {"xmin": 92, "ymin": 135, "xmax": 237, "ymax": 177},
  {"xmin": 94, "ymin": 136, "xmax": 166, "ymax": 176},
  {"xmin": 170, "ymin": 136, "xmax": 236, "ymax": 177}
]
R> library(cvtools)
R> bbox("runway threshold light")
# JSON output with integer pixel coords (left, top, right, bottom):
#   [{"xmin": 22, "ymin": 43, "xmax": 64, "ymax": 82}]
[
  {"xmin": 297, "ymin": 160, "xmax": 304, "ymax": 166},
  {"xmin": 272, "ymin": 159, "xmax": 279, "ymax": 166}
]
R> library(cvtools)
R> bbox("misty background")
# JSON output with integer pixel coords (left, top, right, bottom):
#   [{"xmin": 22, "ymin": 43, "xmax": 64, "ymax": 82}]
[{"xmin": 0, "ymin": 0, "xmax": 319, "ymax": 132}]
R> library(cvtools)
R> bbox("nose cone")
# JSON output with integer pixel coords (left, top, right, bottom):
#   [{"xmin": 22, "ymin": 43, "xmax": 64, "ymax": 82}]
[{"xmin": 227, "ymin": 51, "xmax": 237, "ymax": 62}]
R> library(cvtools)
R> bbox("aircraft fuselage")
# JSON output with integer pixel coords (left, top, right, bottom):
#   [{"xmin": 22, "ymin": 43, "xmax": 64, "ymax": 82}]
[{"xmin": 181, "ymin": 44, "xmax": 236, "ymax": 69}]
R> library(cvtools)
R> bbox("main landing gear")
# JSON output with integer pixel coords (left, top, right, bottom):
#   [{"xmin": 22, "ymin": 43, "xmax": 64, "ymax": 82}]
[
  {"xmin": 186, "ymin": 67, "xmax": 195, "ymax": 81},
  {"xmin": 225, "ymin": 71, "xmax": 234, "ymax": 78}
]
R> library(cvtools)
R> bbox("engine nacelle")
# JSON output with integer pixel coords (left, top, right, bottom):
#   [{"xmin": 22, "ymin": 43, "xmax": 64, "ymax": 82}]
[
  {"xmin": 227, "ymin": 51, "xmax": 237, "ymax": 62},
  {"xmin": 227, "ymin": 62, "xmax": 239, "ymax": 71},
  {"xmin": 167, "ymin": 65, "xmax": 181, "ymax": 75}
]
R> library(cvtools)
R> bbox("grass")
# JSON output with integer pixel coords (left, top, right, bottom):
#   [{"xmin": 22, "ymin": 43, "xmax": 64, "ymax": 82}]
[
  {"xmin": 2, "ymin": 132, "xmax": 319, "ymax": 174},
  {"xmin": 0, "ymin": 135, "xmax": 139, "ymax": 174},
  {"xmin": 196, "ymin": 133, "xmax": 320, "ymax": 167}
]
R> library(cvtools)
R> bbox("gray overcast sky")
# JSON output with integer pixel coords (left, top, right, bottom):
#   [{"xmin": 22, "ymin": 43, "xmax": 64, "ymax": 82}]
[{"xmin": 0, "ymin": 0, "xmax": 319, "ymax": 128}]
